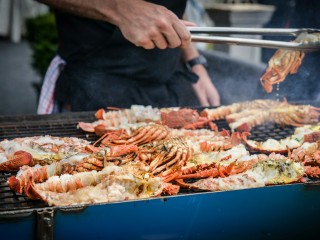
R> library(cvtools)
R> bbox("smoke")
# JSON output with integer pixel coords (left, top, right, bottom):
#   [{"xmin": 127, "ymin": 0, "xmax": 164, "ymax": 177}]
[{"xmin": 203, "ymin": 50, "xmax": 270, "ymax": 105}]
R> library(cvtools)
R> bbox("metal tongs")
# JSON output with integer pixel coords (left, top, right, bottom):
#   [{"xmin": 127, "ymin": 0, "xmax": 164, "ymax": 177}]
[{"xmin": 189, "ymin": 27, "xmax": 320, "ymax": 51}]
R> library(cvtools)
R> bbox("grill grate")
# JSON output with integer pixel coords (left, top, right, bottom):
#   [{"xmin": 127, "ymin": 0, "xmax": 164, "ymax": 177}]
[
  {"xmin": 0, "ymin": 171, "xmax": 47, "ymax": 211},
  {"xmin": 0, "ymin": 110, "xmax": 299, "ymax": 213},
  {"xmin": 0, "ymin": 111, "xmax": 97, "ymax": 142}
]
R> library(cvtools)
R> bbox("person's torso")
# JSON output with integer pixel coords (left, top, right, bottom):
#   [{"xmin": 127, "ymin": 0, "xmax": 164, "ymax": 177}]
[{"xmin": 55, "ymin": 0, "xmax": 187, "ymax": 82}]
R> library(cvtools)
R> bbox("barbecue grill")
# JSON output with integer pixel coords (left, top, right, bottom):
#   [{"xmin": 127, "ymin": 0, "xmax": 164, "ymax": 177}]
[{"xmin": 0, "ymin": 110, "xmax": 319, "ymax": 240}]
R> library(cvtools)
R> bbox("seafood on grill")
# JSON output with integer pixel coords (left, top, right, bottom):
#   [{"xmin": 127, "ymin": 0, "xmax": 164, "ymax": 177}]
[
  {"xmin": 242, "ymin": 124, "xmax": 320, "ymax": 154},
  {"xmin": 23, "ymin": 162, "xmax": 164, "ymax": 206},
  {"xmin": 78, "ymin": 105, "xmax": 161, "ymax": 133},
  {"xmin": 202, "ymin": 99, "xmax": 320, "ymax": 132},
  {"xmin": 171, "ymin": 144, "xmax": 250, "ymax": 180},
  {"xmin": 139, "ymin": 137, "xmax": 193, "ymax": 179},
  {"xmin": 228, "ymin": 110, "xmax": 271, "ymax": 132},
  {"xmin": 200, "ymin": 99, "xmax": 281, "ymax": 121},
  {"xmin": 173, "ymin": 147, "xmax": 287, "ymax": 182},
  {"xmin": 96, "ymin": 123, "xmax": 170, "ymax": 146},
  {"xmin": 7, "ymin": 143, "xmax": 139, "ymax": 193},
  {"xmin": 289, "ymin": 141, "xmax": 320, "ymax": 178},
  {"xmin": 137, "ymin": 132, "xmax": 243, "ymax": 182},
  {"xmin": 260, "ymin": 33, "xmax": 320, "ymax": 93},
  {"xmin": 160, "ymin": 108, "xmax": 217, "ymax": 130},
  {"xmin": 185, "ymin": 131, "xmax": 243, "ymax": 153},
  {"xmin": 96, "ymin": 122, "xmax": 223, "ymax": 148},
  {"xmin": 0, "ymin": 136, "xmax": 91, "ymax": 170},
  {"xmin": 78, "ymin": 105, "xmax": 217, "ymax": 135},
  {"xmin": 269, "ymin": 104, "xmax": 320, "ymax": 127},
  {"xmin": 177, "ymin": 158, "xmax": 304, "ymax": 191},
  {"xmin": 0, "ymin": 151, "xmax": 32, "ymax": 171}
]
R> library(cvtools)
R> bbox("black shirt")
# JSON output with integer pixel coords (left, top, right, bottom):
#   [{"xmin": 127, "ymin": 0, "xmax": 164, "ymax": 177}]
[{"xmin": 54, "ymin": 0, "xmax": 200, "ymax": 110}]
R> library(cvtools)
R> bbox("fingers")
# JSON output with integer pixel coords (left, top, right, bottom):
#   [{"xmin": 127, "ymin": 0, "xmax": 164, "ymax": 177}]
[
  {"xmin": 172, "ymin": 21, "xmax": 192, "ymax": 48},
  {"xmin": 152, "ymin": 18, "xmax": 191, "ymax": 49},
  {"xmin": 139, "ymin": 14, "xmax": 192, "ymax": 49},
  {"xmin": 140, "ymin": 22, "xmax": 191, "ymax": 49},
  {"xmin": 192, "ymin": 81, "xmax": 221, "ymax": 107},
  {"xmin": 144, "ymin": 41, "xmax": 156, "ymax": 50},
  {"xmin": 181, "ymin": 20, "xmax": 197, "ymax": 27},
  {"xmin": 116, "ymin": 1, "xmax": 192, "ymax": 50},
  {"xmin": 198, "ymin": 95, "xmax": 210, "ymax": 107},
  {"xmin": 206, "ymin": 85, "xmax": 221, "ymax": 106},
  {"xmin": 208, "ymin": 95, "xmax": 220, "ymax": 107},
  {"xmin": 135, "ymin": 37, "xmax": 156, "ymax": 50}
]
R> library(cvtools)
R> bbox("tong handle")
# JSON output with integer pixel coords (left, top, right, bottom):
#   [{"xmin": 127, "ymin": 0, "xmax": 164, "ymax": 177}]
[
  {"xmin": 188, "ymin": 27, "xmax": 320, "ymax": 37},
  {"xmin": 191, "ymin": 35, "xmax": 320, "ymax": 51}
]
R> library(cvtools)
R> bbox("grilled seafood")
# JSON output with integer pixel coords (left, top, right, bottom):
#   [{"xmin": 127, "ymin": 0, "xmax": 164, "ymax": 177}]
[
  {"xmin": 0, "ymin": 136, "xmax": 91, "ymax": 169},
  {"xmin": 4, "ymin": 101, "xmax": 320, "ymax": 206},
  {"xmin": 23, "ymin": 162, "xmax": 163, "ymax": 206},
  {"xmin": 185, "ymin": 132, "xmax": 242, "ymax": 153},
  {"xmin": 8, "ymin": 153, "xmax": 95, "ymax": 193},
  {"xmin": 242, "ymin": 124, "xmax": 320, "ymax": 154},
  {"xmin": 0, "ymin": 151, "xmax": 32, "ymax": 171},
  {"xmin": 97, "ymin": 123, "xmax": 170, "ymax": 146},
  {"xmin": 200, "ymin": 99, "xmax": 281, "ymax": 121},
  {"xmin": 234, "ymin": 104, "xmax": 320, "ymax": 132},
  {"xmin": 139, "ymin": 137, "xmax": 193, "ymax": 178},
  {"xmin": 178, "ymin": 158, "xmax": 304, "ymax": 191},
  {"xmin": 95, "ymin": 105, "xmax": 161, "ymax": 122},
  {"xmin": 160, "ymin": 108, "xmax": 217, "ymax": 130},
  {"xmin": 260, "ymin": 50, "xmax": 304, "ymax": 93},
  {"xmin": 7, "ymin": 145, "xmax": 138, "ymax": 193},
  {"xmin": 78, "ymin": 105, "xmax": 161, "ymax": 133},
  {"xmin": 289, "ymin": 141, "xmax": 320, "ymax": 178},
  {"xmin": 202, "ymin": 99, "xmax": 320, "ymax": 132},
  {"xmin": 98, "ymin": 123, "xmax": 223, "ymax": 147},
  {"xmin": 260, "ymin": 33, "xmax": 320, "ymax": 93},
  {"xmin": 174, "ymin": 149, "xmax": 287, "ymax": 181},
  {"xmin": 137, "ymin": 132, "xmax": 243, "ymax": 182},
  {"xmin": 78, "ymin": 105, "xmax": 217, "ymax": 135},
  {"xmin": 229, "ymin": 110, "xmax": 270, "ymax": 132},
  {"xmin": 172, "ymin": 144, "xmax": 250, "ymax": 180},
  {"xmin": 270, "ymin": 104, "xmax": 320, "ymax": 127}
]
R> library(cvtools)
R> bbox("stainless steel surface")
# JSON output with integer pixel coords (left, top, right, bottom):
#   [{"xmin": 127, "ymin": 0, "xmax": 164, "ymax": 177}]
[
  {"xmin": 191, "ymin": 35, "xmax": 320, "ymax": 51},
  {"xmin": 189, "ymin": 27, "xmax": 320, "ymax": 51},
  {"xmin": 188, "ymin": 27, "xmax": 320, "ymax": 36}
]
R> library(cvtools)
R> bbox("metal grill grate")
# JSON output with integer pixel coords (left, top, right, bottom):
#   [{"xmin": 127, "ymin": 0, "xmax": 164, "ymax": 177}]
[
  {"xmin": 0, "ymin": 171, "xmax": 48, "ymax": 211},
  {"xmin": 0, "ymin": 110, "xmax": 302, "ymax": 213},
  {"xmin": 0, "ymin": 111, "xmax": 97, "ymax": 141}
]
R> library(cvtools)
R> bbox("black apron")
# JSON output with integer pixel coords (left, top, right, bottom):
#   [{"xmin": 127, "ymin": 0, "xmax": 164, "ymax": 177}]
[{"xmin": 54, "ymin": 0, "xmax": 200, "ymax": 111}]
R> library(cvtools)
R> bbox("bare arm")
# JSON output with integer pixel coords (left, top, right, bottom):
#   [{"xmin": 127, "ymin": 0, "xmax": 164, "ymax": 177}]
[
  {"xmin": 181, "ymin": 44, "xmax": 220, "ymax": 106},
  {"xmin": 37, "ymin": 0, "xmax": 192, "ymax": 49},
  {"xmin": 180, "ymin": 13, "xmax": 220, "ymax": 107}
]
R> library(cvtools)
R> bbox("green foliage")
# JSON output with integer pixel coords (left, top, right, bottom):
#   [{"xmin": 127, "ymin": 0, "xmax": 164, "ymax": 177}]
[{"xmin": 26, "ymin": 13, "xmax": 58, "ymax": 78}]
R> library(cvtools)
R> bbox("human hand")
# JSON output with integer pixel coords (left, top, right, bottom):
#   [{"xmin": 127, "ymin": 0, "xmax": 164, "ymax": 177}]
[
  {"xmin": 191, "ymin": 65, "xmax": 220, "ymax": 107},
  {"xmin": 113, "ymin": 0, "xmax": 194, "ymax": 49}
]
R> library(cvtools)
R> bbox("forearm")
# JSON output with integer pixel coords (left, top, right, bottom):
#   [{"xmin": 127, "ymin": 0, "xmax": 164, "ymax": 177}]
[
  {"xmin": 181, "ymin": 43, "xmax": 201, "ymax": 63},
  {"xmin": 38, "ymin": 0, "xmax": 191, "ymax": 49},
  {"xmin": 37, "ymin": 0, "xmax": 131, "ymax": 25}
]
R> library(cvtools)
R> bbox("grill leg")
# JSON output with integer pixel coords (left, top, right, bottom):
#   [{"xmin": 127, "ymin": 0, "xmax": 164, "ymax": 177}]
[{"xmin": 36, "ymin": 208, "xmax": 54, "ymax": 240}]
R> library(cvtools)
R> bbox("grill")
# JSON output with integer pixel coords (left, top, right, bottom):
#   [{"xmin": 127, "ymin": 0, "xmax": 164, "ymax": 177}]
[
  {"xmin": 0, "ymin": 110, "xmax": 319, "ymax": 240},
  {"xmin": 0, "ymin": 112, "xmax": 96, "ymax": 212},
  {"xmin": 0, "ymin": 110, "xmax": 296, "ymax": 213}
]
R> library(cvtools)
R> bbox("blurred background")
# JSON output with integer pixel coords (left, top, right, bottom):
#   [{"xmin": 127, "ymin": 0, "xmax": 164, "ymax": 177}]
[{"xmin": 0, "ymin": 0, "xmax": 319, "ymax": 115}]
